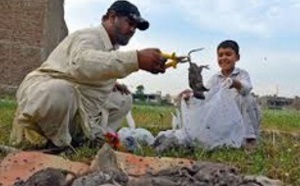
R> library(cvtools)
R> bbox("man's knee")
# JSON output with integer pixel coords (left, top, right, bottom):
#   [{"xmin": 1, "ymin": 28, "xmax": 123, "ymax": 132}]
[
  {"xmin": 108, "ymin": 91, "xmax": 133, "ymax": 113},
  {"xmin": 45, "ymin": 79, "xmax": 76, "ymax": 102},
  {"xmin": 16, "ymin": 79, "xmax": 77, "ymax": 130}
]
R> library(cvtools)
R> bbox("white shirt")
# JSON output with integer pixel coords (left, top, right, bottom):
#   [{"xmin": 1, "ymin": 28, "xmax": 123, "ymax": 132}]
[{"xmin": 206, "ymin": 67, "xmax": 253, "ymax": 97}]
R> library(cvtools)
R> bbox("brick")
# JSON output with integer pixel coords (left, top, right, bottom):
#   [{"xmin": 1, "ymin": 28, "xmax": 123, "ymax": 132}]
[
  {"xmin": 0, "ymin": 0, "xmax": 68, "ymax": 93},
  {"xmin": 0, "ymin": 29, "xmax": 13, "ymax": 41}
]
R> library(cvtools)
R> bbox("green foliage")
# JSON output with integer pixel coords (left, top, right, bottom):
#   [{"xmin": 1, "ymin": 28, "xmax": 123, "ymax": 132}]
[
  {"xmin": 0, "ymin": 99, "xmax": 17, "ymax": 109},
  {"xmin": 0, "ymin": 99, "xmax": 17, "ymax": 144},
  {"xmin": 262, "ymin": 109, "xmax": 300, "ymax": 132},
  {"xmin": 128, "ymin": 104, "xmax": 174, "ymax": 135},
  {"xmin": 135, "ymin": 85, "xmax": 145, "ymax": 95},
  {"xmin": 0, "ymin": 99, "xmax": 17, "ymax": 157},
  {"xmin": 134, "ymin": 85, "xmax": 146, "ymax": 101},
  {"xmin": 0, "ymin": 100, "xmax": 299, "ymax": 184}
]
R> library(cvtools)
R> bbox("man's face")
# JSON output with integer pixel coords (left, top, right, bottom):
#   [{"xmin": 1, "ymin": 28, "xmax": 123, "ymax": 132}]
[
  {"xmin": 217, "ymin": 47, "xmax": 239, "ymax": 73},
  {"xmin": 113, "ymin": 16, "xmax": 137, "ymax": 46}
]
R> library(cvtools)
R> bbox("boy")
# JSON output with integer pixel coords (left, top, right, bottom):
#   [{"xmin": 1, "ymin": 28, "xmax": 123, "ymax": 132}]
[{"xmin": 206, "ymin": 40, "xmax": 261, "ymax": 147}]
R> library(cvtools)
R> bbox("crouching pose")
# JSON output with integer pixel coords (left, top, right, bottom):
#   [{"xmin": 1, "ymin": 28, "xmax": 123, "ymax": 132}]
[{"xmin": 10, "ymin": 0, "xmax": 166, "ymax": 149}]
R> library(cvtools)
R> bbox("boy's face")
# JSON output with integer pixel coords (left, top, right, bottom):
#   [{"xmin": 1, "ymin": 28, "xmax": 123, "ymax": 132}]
[{"xmin": 217, "ymin": 47, "xmax": 239, "ymax": 73}]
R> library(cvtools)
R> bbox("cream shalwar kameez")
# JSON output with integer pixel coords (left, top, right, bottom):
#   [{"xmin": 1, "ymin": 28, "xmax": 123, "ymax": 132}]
[
  {"xmin": 10, "ymin": 25, "xmax": 139, "ymax": 147},
  {"xmin": 206, "ymin": 68, "xmax": 261, "ymax": 140}
]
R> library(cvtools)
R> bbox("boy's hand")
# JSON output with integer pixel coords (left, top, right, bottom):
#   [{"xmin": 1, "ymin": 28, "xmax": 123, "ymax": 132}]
[{"xmin": 222, "ymin": 77, "xmax": 233, "ymax": 89}]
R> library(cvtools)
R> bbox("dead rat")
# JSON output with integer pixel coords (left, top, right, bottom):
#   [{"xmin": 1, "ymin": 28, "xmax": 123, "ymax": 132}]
[
  {"xmin": 13, "ymin": 167, "xmax": 77, "ymax": 186},
  {"xmin": 188, "ymin": 62, "xmax": 209, "ymax": 99}
]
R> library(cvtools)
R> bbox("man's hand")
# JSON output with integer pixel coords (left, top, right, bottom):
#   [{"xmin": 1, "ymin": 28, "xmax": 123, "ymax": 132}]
[
  {"xmin": 137, "ymin": 48, "xmax": 166, "ymax": 74},
  {"xmin": 113, "ymin": 83, "xmax": 130, "ymax": 95}
]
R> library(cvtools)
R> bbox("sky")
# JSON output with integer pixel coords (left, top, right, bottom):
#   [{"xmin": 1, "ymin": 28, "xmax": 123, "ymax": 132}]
[{"xmin": 64, "ymin": 0, "xmax": 300, "ymax": 98}]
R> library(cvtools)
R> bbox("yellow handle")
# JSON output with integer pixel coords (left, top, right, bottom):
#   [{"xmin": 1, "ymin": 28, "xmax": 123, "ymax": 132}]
[
  {"xmin": 161, "ymin": 52, "xmax": 179, "ymax": 69},
  {"xmin": 165, "ymin": 60, "xmax": 177, "ymax": 68},
  {"xmin": 161, "ymin": 52, "xmax": 176, "ymax": 59}
]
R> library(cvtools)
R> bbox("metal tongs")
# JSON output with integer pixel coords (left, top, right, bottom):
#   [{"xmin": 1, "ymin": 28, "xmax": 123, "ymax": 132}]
[{"xmin": 162, "ymin": 48, "xmax": 204, "ymax": 69}]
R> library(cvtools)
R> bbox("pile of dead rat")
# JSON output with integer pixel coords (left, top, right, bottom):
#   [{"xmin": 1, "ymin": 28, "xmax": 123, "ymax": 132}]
[{"xmin": 8, "ymin": 144, "xmax": 283, "ymax": 186}]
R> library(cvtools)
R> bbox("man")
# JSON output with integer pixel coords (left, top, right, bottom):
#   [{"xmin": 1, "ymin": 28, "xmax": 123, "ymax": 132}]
[{"xmin": 10, "ymin": 0, "xmax": 166, "ymax": 149}]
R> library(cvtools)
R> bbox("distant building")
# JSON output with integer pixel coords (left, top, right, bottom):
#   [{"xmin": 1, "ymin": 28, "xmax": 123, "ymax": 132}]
[
  {"xmin": 290, "ymin": 96, "xmax": 300, "ymax": 110},
  {"xmin": 258, "ymin": 95, "xmax": 293, "ymax": 110},
  {"xmin": 132, "ymin": 92, "xmax": 162, "ymax": 104}
]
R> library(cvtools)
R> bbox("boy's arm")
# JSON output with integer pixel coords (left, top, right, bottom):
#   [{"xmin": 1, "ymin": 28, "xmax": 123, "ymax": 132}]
[{"xmin": 232, "ymin": 70, "xmax": 252, "ymax": 96}]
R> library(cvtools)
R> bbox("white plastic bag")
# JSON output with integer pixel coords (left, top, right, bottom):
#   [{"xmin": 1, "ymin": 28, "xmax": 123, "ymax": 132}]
[
  {"xmin": 155, "ymin": 128, "xmax": 188, "ymax": 145},
  {"xmin": 118, "ymin": 111, "xmax": 155, "ymax": 146},
  {"xmin": 182, "ymin": 86, "xmax": 246, "ymax": 150},
  {"xmin": 152, "ymin": 111, "xmax": 189, "ymax": 153}
]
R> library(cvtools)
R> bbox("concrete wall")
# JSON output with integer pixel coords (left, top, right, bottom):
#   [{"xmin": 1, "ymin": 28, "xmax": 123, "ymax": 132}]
[{"xmin": 0, "ymin": 0, "xmax": 68, "ymax": 95}]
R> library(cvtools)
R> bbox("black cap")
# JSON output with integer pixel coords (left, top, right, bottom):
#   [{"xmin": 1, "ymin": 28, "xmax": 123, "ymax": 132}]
[{"xmin": 108, "ymin": 0, "xmax": 149, "ymax": 31}]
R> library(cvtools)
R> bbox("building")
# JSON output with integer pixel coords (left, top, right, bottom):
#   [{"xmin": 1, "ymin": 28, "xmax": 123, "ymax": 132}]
[
  {"xmin": 290, "ymin": 96, "xmax": 300, "ymax": 110},
  {"xmin": 0, "ymin": 0, "xmax": 68, "ymax": 94},
  {"xmin": 133, "ymin": 92, "xmax": 162, "ymax": 104},
  {"xmin": 258, "ymin": 95, "xmax": 294, "ymax": 110}
]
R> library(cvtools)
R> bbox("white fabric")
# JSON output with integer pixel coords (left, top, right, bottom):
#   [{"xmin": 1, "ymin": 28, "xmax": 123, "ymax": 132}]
[
  {"xmin": 10, "ymin": 25, "xmax": 139, "ymax": 147},
  {"xmin": 154, "ymin": 67, "xmax": 261, "ymax": 150},
  {"xmin": 182, "ymin": 86, "xmax": 246, "ymax": 149},
  {"xmin": 206, "ymin": 67, "xmax": 261, "ymax": 139},
  {"xmin": 153, "ymin": 107, "xmax": 188, "ymax": 146},
  {"xmin": 222, "ymin": 77, "xmax": 233, "ymax": 88},
  {"xmin": 153, "ymin": 86, "xmax": 247, "ymax": 150},
  {"xmin": 206, "ymin": 68, "xmax": 252, "ymax": 96}
]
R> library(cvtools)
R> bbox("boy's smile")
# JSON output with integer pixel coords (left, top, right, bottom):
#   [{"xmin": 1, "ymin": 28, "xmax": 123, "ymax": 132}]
[{"xmin": 217, "ymin": 47, "xmax": 240, "ymax": 76}]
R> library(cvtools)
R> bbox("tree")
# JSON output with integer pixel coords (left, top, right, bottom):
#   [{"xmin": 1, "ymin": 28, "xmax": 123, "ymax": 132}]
[
  {"xmin": 135, "ymin": 85, "xmax": 145, "ymax": 95},
  {"xmin": 135, "ymin": 85, "xmax": 145, "ymax": 102}
]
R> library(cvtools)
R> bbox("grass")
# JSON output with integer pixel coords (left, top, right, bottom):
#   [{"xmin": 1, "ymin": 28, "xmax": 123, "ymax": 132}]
[
  {"xmin": 0, "ymin": 98, "xmax": 299, "ymax": 185},
  {"xmin": 130, "ymin": 104, "xmax": 175, "ymax": 134},
  {"xmin": 0, "ymin": 99, "xmax": 17, "ymax": 144},
  {"xmin": 262, "ymin": 109, "xmax": 300, "ymax": 132}
]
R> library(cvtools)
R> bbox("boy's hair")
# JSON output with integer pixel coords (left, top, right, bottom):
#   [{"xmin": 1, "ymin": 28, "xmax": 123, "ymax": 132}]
[{"xmin": 217, "ymin": 40, "xmax": 239, "ymax": 55}]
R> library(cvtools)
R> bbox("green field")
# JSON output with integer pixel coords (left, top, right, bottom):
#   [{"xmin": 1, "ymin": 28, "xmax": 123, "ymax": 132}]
[{"xmin": 0, "ymin": 99, "xmax": 299, "ymax": 185}]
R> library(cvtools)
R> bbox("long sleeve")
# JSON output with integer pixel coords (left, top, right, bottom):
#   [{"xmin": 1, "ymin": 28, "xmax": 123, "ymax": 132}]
[
  {"xmin": 40, "ymin": 26, "xmax": 140, "ymax": 84},
  {"xmin": 237, "ymin": 70, "xmax": 252, "ymax": 96},
  {"xmin": 205, "ymin": 68, "xmax": 252, "ymax": 96},
  {"xmin": 69, "ymin": 33, "xmax": 139, "ymax": 81}
]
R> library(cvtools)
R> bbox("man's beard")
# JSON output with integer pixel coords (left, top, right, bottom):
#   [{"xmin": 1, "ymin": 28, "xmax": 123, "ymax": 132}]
[
  {"xmin": 114, "ymin": 25, "xmax": 132, "ymax": 46},
  {"xmin": 116, "ymin": 34, "xmax": 130, "ymax": 45}
]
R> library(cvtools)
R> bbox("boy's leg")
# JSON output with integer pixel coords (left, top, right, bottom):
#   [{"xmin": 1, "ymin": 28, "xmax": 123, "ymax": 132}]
[{"xmin": 240, "ymin": 95, "xmax": 261, "ymax": 146}]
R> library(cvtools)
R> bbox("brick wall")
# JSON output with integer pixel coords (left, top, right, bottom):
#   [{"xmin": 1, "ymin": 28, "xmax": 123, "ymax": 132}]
[{"xmin": 0, "ymin": 0, "xmax": 68, "ymax": 95}]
